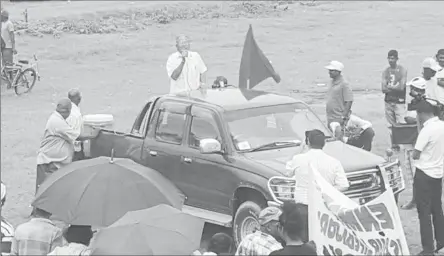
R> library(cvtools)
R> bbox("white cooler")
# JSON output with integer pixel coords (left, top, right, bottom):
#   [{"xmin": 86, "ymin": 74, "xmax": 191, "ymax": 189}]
[{"xmin": 81, "ymin": 114, "xmax": 114, "ymax": 157}]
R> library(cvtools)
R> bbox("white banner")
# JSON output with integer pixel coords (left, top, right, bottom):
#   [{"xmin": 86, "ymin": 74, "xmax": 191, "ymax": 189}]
[{"xmin": 308, "ymin": 168, "xmax": 410, "ymax": 255}]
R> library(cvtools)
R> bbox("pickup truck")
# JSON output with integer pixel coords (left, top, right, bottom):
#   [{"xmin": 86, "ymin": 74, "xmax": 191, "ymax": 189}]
[{"xmin": 87, "ymin": 87, "xmax": 405, "ymax": 245}]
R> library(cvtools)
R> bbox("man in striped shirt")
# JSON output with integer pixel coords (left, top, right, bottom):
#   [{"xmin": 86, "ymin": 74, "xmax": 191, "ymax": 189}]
[
  {"xmin": 11, "ymin": 208, "xmax": 64, "ymax": 255},
  {"xmin": 235, "ymin": 207, "xmax": 283, "ymax": 256}
]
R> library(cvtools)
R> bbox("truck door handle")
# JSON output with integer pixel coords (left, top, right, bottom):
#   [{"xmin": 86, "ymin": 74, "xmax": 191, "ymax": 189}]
[
  {"xmin": 149, "ymin": 150, "xmax": 157, "ymax": 156},
  {"xmin": 182, "ymin": 157, "xmax": 192, "ymax": 163}
]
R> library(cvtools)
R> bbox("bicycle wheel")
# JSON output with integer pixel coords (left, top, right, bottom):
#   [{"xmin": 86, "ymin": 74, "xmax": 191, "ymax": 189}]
[{"xmin": 14, "ymin": 68, "xmax": 37, "ymax": 95}]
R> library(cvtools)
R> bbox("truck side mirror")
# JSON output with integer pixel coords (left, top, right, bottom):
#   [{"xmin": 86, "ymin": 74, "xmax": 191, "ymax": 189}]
[{"xmin": 199, "ymin": 138, "xmax": 222, "ymax": 154}]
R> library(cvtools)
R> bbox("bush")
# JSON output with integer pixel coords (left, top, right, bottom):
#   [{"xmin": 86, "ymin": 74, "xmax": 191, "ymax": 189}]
[{"xmin": 12, "ymin": 1, "xmax": 317, "ymax": 37}]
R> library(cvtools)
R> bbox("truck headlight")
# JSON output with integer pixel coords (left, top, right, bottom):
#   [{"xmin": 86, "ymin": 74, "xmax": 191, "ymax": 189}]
[{"xmin": 371, "ymin": 173, "xmax": 382, "ymax": 187}]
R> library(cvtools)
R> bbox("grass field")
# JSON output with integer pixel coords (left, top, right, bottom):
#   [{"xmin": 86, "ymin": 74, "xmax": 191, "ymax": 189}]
[{"xmin": 1, "ymin": 1, "xmax": 444, "ymax": 254}]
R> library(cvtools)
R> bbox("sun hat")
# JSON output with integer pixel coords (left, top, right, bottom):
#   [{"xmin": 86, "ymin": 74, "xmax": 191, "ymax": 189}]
[
  {"xmin": 258, "ymin": 206, "xmax": 282, "ymax": 225},
  {"xmin": 408, "ymin": 77, "xmax": 427, "ymax": 90},
  {"xmin": 325, "ymin": 61, "xmax": 344, "ymax": 72}
]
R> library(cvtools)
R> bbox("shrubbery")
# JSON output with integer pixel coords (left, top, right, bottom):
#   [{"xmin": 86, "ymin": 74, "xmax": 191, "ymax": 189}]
[{"xmin": 13, "ymin": 1, "xmax": 317, "ymax": 37}]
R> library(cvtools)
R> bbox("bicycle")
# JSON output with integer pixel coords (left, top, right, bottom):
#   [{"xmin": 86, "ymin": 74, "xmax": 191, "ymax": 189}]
[{"xmin": 0, "ymin": 55, "xmax": 40, "ymax": 95}]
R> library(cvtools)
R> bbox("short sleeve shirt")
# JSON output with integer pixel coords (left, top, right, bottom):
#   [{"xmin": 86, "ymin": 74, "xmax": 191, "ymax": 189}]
[
  {"xmin": 382, "ymin": 65, "xmax": 407, "ymax": 103},
  {"xmin": 414, "ymin": 117, "xmax": 444, "ymax": 178},
  {"xmin": 326, "ymin": 76, "xmax": 353, "ymax": 124},
  {"xmin": 1, "ymin": 20, "xmax": 14, "ymax": 48},
  {"xmin": 426, "ymin": 75, "xmax": 444, "ymax": 105},
  {"xmin": 166, "ymin": 51, "xmax": 207, "ymax": 94}
]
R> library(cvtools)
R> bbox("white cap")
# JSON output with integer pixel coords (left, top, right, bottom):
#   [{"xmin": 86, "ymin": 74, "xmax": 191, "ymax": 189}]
[
  {"xmin": 422, "ymin": 57, "xmax": 441, "ymax": 72},
  {"xmin": 325, "ymin": 61, "xmax": 344, "ymax": 72},
  {"xmin": 408, "ymin": 76, "xmax": 426, "ymax": 90}
]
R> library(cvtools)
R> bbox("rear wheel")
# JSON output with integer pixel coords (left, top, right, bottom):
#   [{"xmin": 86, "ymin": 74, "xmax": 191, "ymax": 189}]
[
  {"xmin": 232, "ymin": 200, "xmax": 264, "ymax": 247},
  {"xmin": 14, "ymin": 68, "xmax": 37, "ymax": 95}
]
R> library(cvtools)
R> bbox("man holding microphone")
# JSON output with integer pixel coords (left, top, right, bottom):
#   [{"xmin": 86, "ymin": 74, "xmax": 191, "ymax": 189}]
[{"xmin": 166, "ymin": 35, "xmax": 208, "ymax": 94}]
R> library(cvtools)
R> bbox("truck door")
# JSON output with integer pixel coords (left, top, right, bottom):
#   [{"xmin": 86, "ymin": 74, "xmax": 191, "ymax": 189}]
[
  {"xmin": 177, "ymin": 105, "xmax": 238, "ymax": 215},
  {"xmin": 141, "ymin": 101, "xmax": 190, "ymax": 184}
]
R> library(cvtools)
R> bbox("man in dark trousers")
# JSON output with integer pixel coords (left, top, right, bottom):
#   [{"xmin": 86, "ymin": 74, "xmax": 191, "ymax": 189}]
[{"xmin": 412, "ymin": 100, "xmax": 444, "ymax": 255}]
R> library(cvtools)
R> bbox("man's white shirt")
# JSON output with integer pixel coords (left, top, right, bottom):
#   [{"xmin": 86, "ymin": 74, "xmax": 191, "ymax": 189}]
[
  {"xmin": 166, "ymin": 51, "xmax": 207, "ymax": 94},
  {"xmin": 285, "ymin": 149, "xmax": 350, "ymax": 204},
  {"xmin": 330, "ymin": 114, "xmax": 372, "ymax": 139},
  {"xmin": 426, "ymin": 76, "xmax": 444, "ymax": 105},
  {"xmin": 66, "ymin": 103, "xmax": 83, "ymax": 152},
  {"xmin": 414, "ymin": 117, "xmax": 444, "ymax": 179}
]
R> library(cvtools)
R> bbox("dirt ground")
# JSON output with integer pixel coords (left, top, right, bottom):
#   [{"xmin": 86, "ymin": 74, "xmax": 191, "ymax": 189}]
[{"xmin": 1, "ymin": 1, "xmax": 444, "ymax": 254}]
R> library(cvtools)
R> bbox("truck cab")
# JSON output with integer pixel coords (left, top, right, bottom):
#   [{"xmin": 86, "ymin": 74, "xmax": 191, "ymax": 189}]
[{"xmin": 89, "ymin": 88, "xmax": 405, "ymax": 245}]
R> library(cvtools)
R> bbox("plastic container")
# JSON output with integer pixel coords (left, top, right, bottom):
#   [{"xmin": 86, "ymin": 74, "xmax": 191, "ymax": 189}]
[
  {"xmin": 391, "ymin": 124, "xmax": 418, "ymax": 145},
  {"xmin": 81, "ymin": 114, "xmax": 114, "ymax": 139}
]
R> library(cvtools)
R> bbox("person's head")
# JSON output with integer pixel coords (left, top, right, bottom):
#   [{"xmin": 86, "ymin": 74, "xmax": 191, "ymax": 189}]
[
  {"xmin": 31, "ymin": 207, "xmax": 52, "ymax": 219},
  {"xmin": 207, "ymin": 233, "xmax": 233, "ymax": 255},
  {"xmin": 258, "ymin": 206, "xmax": 282, "ymax": 240},
  {"xmin": 387, "ymin": 50, "xmax": 398, "ymax": 67},
  {"xmin": 422, "ymin": 57, "xmax": 440, "ymax": 80},
  {"xmin": 408, "ymin": 76, "xmax": 427, "ymax": 98},
  {"xmin": 1, "ymin": 10, "xmax": 9, "ymax": 22},
  {"xmin": 305, "ymin": 129, "xmax": 326, "ymax": 150},
  {"xmin": 325, "ymin": 61, "xmax": 344, "ymax": 79},
  {"xmin": 64, "ymin": 225, "xmax": 93, "ymax": 246},
  {"xmin": 436, "ymin": 49, "xmax": 444, "ymax": 68},
  {"xmin": 176, "ymin": 34, "xmax": 191, "ymax": 54},
  {"xmin": 278, "ymin": 201, "xmax": 307, "ymax": 243},
  {"xmin": 56, "ymin": 98, "xmax": 72, "ymax": 119},
  {"xmin": 68, "ymin": 88, "xmax": 82, "ymax": 106},
  {"xmin": 416, "ymin": 99, "xmax": 437, "ymax": 124},
  {"xmin": 212, "ymin": 76, "xmax": 228, "ymax": 89}
]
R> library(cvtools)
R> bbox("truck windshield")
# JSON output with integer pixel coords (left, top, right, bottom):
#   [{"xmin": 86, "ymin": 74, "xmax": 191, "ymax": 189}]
[{"xmin": 224, "ymin": 103, "xmax": 332, "ymax": 151}]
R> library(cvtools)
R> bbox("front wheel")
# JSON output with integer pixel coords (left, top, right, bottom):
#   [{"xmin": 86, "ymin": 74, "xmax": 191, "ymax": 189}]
[
  {"xmin": 233, "ymin": 201, "xmax": 263, "ymax": 247},
  {"xmin": 14, "ymin": 68, "xmax": 37, "ymax": 95}
]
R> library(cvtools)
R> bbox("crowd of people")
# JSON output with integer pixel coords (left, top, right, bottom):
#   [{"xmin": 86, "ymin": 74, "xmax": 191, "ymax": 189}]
[
  {"xmin": 166, "ymin": 34, "xmax": 444, "ymax": 255},
  {"xmin": 2, "ymin": 5, "xmax": 444, "ymax": 255}
]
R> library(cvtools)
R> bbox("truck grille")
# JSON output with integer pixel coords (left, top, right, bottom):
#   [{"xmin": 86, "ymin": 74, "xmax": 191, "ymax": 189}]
[{"xmin": 268, "ymin": 160, "xmax": 405, "ymax": 205}]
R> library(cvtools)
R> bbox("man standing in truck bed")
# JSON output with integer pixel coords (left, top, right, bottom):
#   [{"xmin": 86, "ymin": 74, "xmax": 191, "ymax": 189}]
[
  {"xmin": 382, "ymin": 50, "xmax": 408, "ymax": 151},
  {"xmin": 166, "ymin": 35, "xmax": 207, "ymax": 94}
]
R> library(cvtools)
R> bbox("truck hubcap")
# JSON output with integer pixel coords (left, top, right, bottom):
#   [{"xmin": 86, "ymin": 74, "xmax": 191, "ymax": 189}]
[{"xmin": 240, "ymin": 216, "xmax": 260, "ymax": 239}]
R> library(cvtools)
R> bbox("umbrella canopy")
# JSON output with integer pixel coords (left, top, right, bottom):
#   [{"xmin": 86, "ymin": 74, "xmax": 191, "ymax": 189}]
[
  {"xmin": 91, "ymin": 204, "xmax": 204, "ymax": 255},
  {"xmin": 33, "ymin": 157, "xmax": 185, "ymax": 226}
]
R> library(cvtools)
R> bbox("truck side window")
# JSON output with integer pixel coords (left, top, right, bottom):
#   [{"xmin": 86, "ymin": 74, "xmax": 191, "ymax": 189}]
[
  {"xmin": 132, "ymin": 102, "xmax": 152, "ymax": 136},
  {"xmin": 155, "ymin": 110, "xmax": 186, "ymax": 145},
  {"xmin": 189, "ymin": 109, "xmax": 221, "ymax": 149}
]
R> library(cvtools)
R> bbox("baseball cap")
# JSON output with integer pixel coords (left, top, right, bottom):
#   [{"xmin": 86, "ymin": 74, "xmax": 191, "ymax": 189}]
[
  {"xmin": 325, "ymin": 61, "xmax": 344, "ymax": 72},
  {"xmin": 422, "ymin": 57, "xmax": 441, "ymax": 72},
  {"xmin": 407, "ymin": 77, "xmax": 427, "ymax": 90},
  {"xmin": 258, "ymin": 206, "xmax": 282, "ymax": 225}
]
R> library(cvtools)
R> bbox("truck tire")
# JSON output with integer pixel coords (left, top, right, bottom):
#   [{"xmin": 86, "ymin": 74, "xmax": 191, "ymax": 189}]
[{"xmin": 233, "ymin": 201, "xmax": 263, "ymax": 247}]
